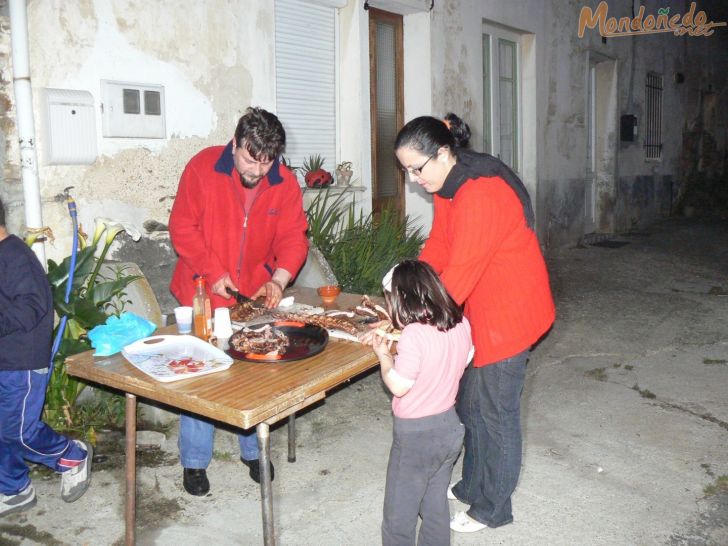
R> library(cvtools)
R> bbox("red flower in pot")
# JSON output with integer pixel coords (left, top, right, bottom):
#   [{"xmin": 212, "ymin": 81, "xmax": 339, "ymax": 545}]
[{"xmin": 303, "ymin": 154, "xmax": 333, "ymax": 189}]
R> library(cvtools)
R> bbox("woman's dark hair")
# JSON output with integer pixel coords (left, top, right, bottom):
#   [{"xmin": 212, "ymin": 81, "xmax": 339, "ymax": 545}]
[
  {"xmin": 394, "ymin": 112, "xmax": 471, "ymax": 155},
  {"xmin": 234, "ymin": 107, "xmax": 286, "ymax": 161},
  {"xmin": 0, "ymin": 197, "xmax": 5, "ymax": 227},
  {"xmin": 386, "ymin": 259, "xmax": 463, "ymax": 332},
  {"xmin": 443, "ymin": 112, "xmax": 471, "ymax": 148}
]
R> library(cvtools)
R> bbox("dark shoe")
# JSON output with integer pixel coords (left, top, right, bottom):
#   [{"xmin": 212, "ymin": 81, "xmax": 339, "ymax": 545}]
[
  {"xmin": 241, "ymin": 458, "xmax": 275, "ymax": 484},
  {"xmin": 182, "ymin": 468, "xmax": 209, "ymax": 496}
]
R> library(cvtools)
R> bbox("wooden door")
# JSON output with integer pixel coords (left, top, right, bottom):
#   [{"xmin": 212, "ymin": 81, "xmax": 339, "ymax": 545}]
[{"xmin": 369, "ymin": 8, "xmax": 404, "ymax": 217}]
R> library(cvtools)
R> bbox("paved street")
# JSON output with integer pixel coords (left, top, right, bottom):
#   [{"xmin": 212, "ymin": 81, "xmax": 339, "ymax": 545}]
[{"xmin": 1, "ymin": 216, "xmax": 727, "ymax": 546}]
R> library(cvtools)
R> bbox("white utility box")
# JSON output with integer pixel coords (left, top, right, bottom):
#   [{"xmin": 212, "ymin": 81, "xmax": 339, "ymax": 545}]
[
  {"xmin": 42, "ymin": 88, "xmax": 98, "ymax": 165},
  {"xmin": 101, "ymin": 80, "xmax": 166, "ymax": 138}
]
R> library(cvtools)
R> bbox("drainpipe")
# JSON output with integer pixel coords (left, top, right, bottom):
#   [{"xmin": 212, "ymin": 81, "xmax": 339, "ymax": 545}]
[{"xmin": 9, "ymin": 0, "xmax": 45, "ymax": 266}]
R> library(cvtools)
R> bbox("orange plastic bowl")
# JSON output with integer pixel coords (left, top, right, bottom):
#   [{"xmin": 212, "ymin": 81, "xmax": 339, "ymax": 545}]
[{"xmin": 317, "ymin": 285, "xmax": 341, "ymax": 304}]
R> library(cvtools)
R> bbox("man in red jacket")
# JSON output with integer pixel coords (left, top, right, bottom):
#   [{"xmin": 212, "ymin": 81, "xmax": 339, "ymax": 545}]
[{"xmin": 169, "ymin": 107, "xmax": 309, "ymax": 496}]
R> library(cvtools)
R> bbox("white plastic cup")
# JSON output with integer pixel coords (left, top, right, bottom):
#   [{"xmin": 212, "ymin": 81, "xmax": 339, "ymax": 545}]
[
  {"xmin": 173, "ymin": 306, "xmax": 193, "ymax": 334},
  {"xmin": 213, "ymin": 307, "xmax": 233, "ymax": 338}
]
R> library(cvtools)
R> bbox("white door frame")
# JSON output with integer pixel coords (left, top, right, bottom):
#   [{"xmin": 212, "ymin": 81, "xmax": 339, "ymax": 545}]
[{"xmin": 585, "ymin": 50, "xmax": 618, "ymax": 234}]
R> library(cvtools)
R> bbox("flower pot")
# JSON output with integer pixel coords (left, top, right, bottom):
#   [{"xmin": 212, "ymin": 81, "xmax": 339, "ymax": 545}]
[
  {"xmin": 317, "ymin": 285, "xmax": 341, "ymax": 305},
  {"xmin": 336, "ymin": 169, "xmax": 353, "ymax": 186}
]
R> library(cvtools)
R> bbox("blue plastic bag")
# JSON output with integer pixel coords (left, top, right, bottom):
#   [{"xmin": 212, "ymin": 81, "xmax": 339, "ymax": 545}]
[{"xmin": 88, "ymin": 312, "xmax": 157, "ymax": 356}]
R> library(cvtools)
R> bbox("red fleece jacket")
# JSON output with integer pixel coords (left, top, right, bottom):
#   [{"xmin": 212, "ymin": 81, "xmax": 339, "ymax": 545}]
[
  {"xmin": 419, "ymin": 176, "xmax": 555, "ymax": 366},
  {"xmin": 169, "ymin": 144, "xmax": 309, "ymax": 309}
]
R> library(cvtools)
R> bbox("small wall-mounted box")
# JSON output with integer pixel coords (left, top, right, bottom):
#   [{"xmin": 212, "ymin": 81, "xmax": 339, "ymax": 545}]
[
  {"xmin": 42, "ymin": 88, "xmax": 98, "ymax": 165},
  {"xmin": 620, "ymin": 114, "xmax": 638, "ymax": 142},
  {"xmin": 101, "ymin": 80, "xmax": 166, "ymax": 138}
]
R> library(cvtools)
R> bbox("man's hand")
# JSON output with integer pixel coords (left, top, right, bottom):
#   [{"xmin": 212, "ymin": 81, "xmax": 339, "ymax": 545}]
[
  {"xmin": 251, "ymin": 280, "xmax": 284, "ymax": 309},
  {"xmin": 211, "ymin": 273, "xmax": 238, "ymax": 299}
]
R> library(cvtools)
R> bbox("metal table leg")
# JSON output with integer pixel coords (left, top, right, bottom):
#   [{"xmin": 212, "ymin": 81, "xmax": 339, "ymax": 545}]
[
  {"xmin": 257, "ymin": 423, "xmax": 275, "ymax": 546},
  {"xmin": 125, "ymin": 393, "xmax": 137, "ymax": 546},
  {"xmin": 287, "ymin": 414, "xmax": 296, "ymax": 463}
]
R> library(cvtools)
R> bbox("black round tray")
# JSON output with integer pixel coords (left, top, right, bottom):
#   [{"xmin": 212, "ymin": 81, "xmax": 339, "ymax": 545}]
[{"xmin": 226, "ymin": 320, "xmax": 329, "ymax": 363}]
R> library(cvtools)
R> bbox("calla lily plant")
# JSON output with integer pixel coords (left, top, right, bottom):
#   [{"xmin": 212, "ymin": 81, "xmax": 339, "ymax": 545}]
[{"xmin": 34, "ymin": 215, "xmax": 143, "ymax": 429}]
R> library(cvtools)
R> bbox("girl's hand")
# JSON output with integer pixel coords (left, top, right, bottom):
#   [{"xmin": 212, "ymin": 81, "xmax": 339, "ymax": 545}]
[
  {"xmin": 371, "ymin": 332, "xmax": 393, "ymax": 360},
  {"xmin": 358, "ymin": 319, "xmax": 390, "ymax": 345}
]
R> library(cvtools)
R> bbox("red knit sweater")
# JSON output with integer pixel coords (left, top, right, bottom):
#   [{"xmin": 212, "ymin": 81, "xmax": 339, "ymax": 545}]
[{"xmin": 420, "ymin": 176, "xmax": 555, "ymax": 366}]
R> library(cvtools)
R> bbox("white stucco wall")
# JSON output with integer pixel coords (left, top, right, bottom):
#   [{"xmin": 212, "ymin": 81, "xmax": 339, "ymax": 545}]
[
  {"xmin": 0, "ymin": 0, "xmax": 283, "ymax": 263},
  {"xmin": 427, "ymin": 0, "xmax": 725, "ymax": 245},
  {"xmin": 2, "ymin": 0, "xmax": 724, "ymax": 272},
  {"xmin": 338, "ymin": 0, "xmax": 372, "ymax": 210},
  {"xmin": 430, "ymin": 0, "xmax": 548, "ymax": 233},
  {"xmin": 402, "ymin": 10, "xmax": 434, "ymax": 230}
]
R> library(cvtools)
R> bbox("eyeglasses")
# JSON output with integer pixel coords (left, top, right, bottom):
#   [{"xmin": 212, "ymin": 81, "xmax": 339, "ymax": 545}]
[{"xmin": 401, "ymin": 154, "xmax": 435, "ymax": 177}]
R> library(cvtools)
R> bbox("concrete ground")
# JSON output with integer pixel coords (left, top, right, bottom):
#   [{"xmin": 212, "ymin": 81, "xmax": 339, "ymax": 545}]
[{"xmin": 2, "ymin": 216, "xmax": 727, "ymax": 546}]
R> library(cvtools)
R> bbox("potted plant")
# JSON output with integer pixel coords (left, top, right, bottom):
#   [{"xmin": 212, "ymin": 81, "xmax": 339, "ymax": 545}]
[
  {"xmin": 304, "ymin": 191, "xmax": 425, "ymax": 295},
  {"xmin": 335, "ymin": 161, "xmax": 353, "ymax": 186},
  {"xmin": 35, "ymin": 216, "xmax": 142, "ymax": 430},
  {"xmin": 302, "ymin": 154, "xmax": 333, "ymax": 188},
  {"xmin": 280, "ymin": 155, "xmax": 299, "ymax": 177}
]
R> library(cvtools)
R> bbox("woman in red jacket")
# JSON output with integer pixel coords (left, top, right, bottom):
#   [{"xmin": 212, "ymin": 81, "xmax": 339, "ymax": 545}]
[{"xmin": 394, "ymin": 113, "xmax": 555, "ymax": 533}]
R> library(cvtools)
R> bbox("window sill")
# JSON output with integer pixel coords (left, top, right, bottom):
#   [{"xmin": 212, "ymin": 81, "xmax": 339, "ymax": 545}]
[{"xmin": 300, "ymin": 185, "xmax": 366, "ymax": 192}]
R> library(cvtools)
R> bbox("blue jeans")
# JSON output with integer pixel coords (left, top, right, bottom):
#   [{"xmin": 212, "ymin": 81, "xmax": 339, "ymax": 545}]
[
  {"xmin": 178, "ymin": 414, "xmax": 259, "ymax": 469},
  {"xmin": 0, "ymin": 369, "xmax": 86, "ymax": 495},
  {"xmin": 452, "ymin": 349, "xmax": 529, "ymax": 527}
]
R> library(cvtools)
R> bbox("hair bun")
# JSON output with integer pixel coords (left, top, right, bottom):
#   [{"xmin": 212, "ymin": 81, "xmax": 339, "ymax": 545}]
[{"xmin": 443, "ymin": 112, "xmax": 471, "ymax": 149}]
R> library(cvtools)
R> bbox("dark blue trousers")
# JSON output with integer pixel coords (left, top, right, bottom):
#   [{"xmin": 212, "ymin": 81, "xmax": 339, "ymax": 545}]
[
  {"xmin": 382, "ymin": 408, "xmax": 464, "ymax": 546},
  {"xmin": 0, "ymin": 368, "xmax": 85, "ymax": 495},
  {"xmin": 452, "ymin": 349, "xmax": 530, "ymax": 527}
]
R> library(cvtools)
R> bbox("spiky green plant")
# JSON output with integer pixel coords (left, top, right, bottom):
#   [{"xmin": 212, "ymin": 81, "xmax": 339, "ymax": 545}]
[
  {"xmin": 304, "ymin": 188, "xmax": 350, "ymax": 256},
  {"xmin": 331, "ymin": 207, "xmax": 425, "ymax": 294},
  {"xmin": 302, "ymin": 154, "xmax": 326, "ymax": 174},
  {"xmin": 280, "ymin": 155, "xmax": 300, "ymax": 175},
  {"xmin": 304, "ymin": 189, "xmax": 425, "ymax": 294}
]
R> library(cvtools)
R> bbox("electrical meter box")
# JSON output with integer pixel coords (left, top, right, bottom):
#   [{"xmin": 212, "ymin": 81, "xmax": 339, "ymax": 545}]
[
  {"xmin": 42, "ymin": 88, "xmax": 98, "ymax": 165},
  {"xmin": 101, "ymin": 80, "xmax": 166, "ymax": 138}
]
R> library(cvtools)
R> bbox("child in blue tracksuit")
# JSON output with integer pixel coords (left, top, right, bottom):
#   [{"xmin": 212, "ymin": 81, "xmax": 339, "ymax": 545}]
[{"xmin": 0, "ymin": 197, "xmax": 93, "ymax": 516}]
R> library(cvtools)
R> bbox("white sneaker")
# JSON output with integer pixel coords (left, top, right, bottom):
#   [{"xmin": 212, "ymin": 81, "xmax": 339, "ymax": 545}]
[
  {"xmin": 61, "ymin": 440, "xmax": 93, "ymax": 503},
  {"xmin": 1, "ymin": 484, "xmax": 36, "ymax": 517},
  {"xmin": 447, "ymin": 483, "xmax": 457, "ymax": 501},
  {"xmin": 450, "ymin": 511, "xmax": 488, "ymax": 533}
]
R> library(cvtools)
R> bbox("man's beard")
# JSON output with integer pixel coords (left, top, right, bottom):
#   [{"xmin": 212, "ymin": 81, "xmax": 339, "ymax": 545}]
[{"xmin": 239, "ymin": 173, "xmax": 262, "ymax": 189}]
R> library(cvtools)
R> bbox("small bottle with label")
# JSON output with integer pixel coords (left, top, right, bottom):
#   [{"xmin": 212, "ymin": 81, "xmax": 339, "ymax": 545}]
[{"xmin": 192, "ymin": 275, "xmax": 212, "ymax": 341}]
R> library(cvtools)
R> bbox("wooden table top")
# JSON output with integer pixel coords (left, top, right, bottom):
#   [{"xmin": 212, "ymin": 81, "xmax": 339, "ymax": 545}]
[{"xmin": 65, "ymin": 287, "xmax": 380, "ymax": 430}]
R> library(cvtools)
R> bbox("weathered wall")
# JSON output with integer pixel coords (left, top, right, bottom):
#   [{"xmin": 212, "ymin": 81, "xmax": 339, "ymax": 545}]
[
  {"xmin": 429, "ymin": 0, "xmax": 725, "ymax": 248},
  {"xmin": 679, "ymin": 0, "xmax": 728, "ymax": 212},
  {"xmin": 1, "ymin": 0, "xmax": 278, "ymax": 313},
  {"xmin": 2, "ymin": 0, "xmax": 725, "ymax": 315},
  {"xmin": 0, "ymin": 0, "xmax": 24, "ymax": 234}
]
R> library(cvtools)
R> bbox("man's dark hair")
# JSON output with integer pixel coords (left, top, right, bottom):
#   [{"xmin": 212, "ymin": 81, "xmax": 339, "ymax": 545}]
[
  {"xmin": 0, "ymin": 196, "xmax": 5, "ymax": 227},
  {"xmin": 386, "ymin": 259, "xmax": 463, "ymax": 332},
  {"xmin": 234, "ymin": 107, "xmax": 286, "ymax": 161}
]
